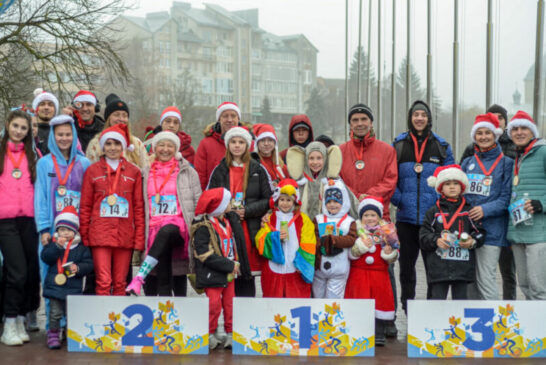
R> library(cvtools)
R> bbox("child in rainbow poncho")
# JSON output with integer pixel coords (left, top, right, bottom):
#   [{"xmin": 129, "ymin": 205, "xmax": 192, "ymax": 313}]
[{"xmin": 255, "ymin": 179, "xmax": 316, "ymax": 297}]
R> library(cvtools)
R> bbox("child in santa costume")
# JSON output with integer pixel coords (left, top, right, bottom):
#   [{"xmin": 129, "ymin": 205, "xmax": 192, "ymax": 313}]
[
  {"xmin": 345, "ymin": 196, "xmax": 399, "ymax": 346},
  {"xmin": 255, "ymin": 179, "xmax": 316, "ymax": 298},
  {"xmin": 312, "ymin": 179, "xmax": 358, "ymax": 298},
  {"xmin": 190, "ymin": 188, "xmax": 250, "ymax": 350}
]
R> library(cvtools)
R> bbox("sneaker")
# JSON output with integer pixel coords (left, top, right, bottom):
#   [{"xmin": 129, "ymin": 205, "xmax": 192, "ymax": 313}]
[
  {"xmin": 16, "ymin": 317, "xmax": 30, "ymax": 342},
  {"xmin": 209, "ymin": 333, "xmax": 220, "ymax": 350},
  {"xmin": 385, "ymin": 320, "xmax": 398, "ymax": 338},
  {"xmin": 47, "ymin": 329, "xmax": 61, "ymax": 349},
  {"xmin": 1, "ymin": 321, "xmax": 23, "ymax": 346},
  {"xmin": 125, "ymin": 276, "xmax": 145, "ymax": 296},
  {"xmin": 26, "ymin": 311, "xmax": 39, "ymax": 332},
  {"xmin": 224, "ymin": 333, "xmax": 233, "ymax": 349}
]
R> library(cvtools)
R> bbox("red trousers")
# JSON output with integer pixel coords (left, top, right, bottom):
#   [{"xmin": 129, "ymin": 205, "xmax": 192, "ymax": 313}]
[
  {"xmin": 261, "ymin": 262, "xmax": 311, "ymax": 298},
  {"xmin": 91, "ymin": 247, "xmax": 132, "ymax": 296},
  {"xmin": 205, "ymin": 281, "xmax": 235, "ymax": 334}
]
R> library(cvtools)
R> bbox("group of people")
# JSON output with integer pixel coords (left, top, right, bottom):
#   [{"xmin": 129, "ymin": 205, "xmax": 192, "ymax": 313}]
[{"xmin": 1, "ymin": 87, "xmax": 545, "ymax": 352}]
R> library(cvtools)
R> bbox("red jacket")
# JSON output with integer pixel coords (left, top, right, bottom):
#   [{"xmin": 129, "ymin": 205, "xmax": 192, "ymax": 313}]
[
  {"xmin": 144, "ymin": 128, "xmax": 195, "ymax": 165},
  {"xmin": 339, "ymin": 134, "xmax": 398, "ymax": 220},
  {"xmin": 194, "ymin": 122, "xmax": 226, "ymax": 190},
  {"xmin": 79, "ymin": 157, "xmax": 145, "ymax": 250},
  {"xmin": 280, "ymin": 115, "xmax": 314, "ymax": 161}
]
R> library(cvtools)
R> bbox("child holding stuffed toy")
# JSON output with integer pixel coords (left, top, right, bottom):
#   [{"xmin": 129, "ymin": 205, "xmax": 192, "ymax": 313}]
[
  {"xmin": 345, "ymin": 196, "xmax": 399, "ymax": 346},
  {"xmin": 255, "ymin": 179, "xmax": 316, "ymax": 298},
  {"xmin": 312, "ymin": 179, "xmax": 357, "ymax": 298}
]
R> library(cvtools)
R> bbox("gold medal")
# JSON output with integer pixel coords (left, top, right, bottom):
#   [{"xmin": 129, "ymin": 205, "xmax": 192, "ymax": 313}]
[
  {"xmin": 155, "ymin": 194, "xmax": 161, "ymax": 204},
  {"xmin": 482, "ymin": 176, "xmax": 493, "ymax": 186},
  {"xmin": 57, "ymin": 185, "xmax": 67, "ymax": 196},
  {"xmin": 513, "ymin": 175, "xmax": 519, "ymax": 186},
  {"xmin": 355, "ymin": 160, "xmax": 365, "ymax": 170},
  {"xmin": 54, "ymin": 273, "xmax": 67, "ymax": 286},
  {"xmin": 11, "ymin": 168, "xmax": 22, "ymax": 179},
  {"xmin": 107, "ymin": 194, "xmax": 117, "ymax": 206},
  {"xmin": 414, "ymin": 163, "xmax": 424, "ymax": 174}
]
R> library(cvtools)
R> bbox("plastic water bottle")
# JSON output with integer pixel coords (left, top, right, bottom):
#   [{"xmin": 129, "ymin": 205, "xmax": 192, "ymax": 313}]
[{"xmin": 523, "ymin": 193, "xmax": 534, "ymax": 226}]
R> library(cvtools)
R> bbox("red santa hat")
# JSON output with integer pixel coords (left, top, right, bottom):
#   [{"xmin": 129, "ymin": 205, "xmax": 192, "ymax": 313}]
[
  {"xmin": 253, "ymin": 123, "xmax": 285, "ymax": 178},
  {"xmin": 152, "ymin": 131, "xmax": 182, "ymax": 160},
  {"xmin": 195, "ymin": 188, "xmax": 232, "ymax": 217},
  {"xmin": 216, "ymin": 102, "xmax": 241, "ymax": 122},
  {"xmin": 427, "ymin": 164, "xmax": 469, "ymax": 194},
  {"xmin": 224, "ymin": 126, "xmax": 253, "ymax": 148},
  {"xmin": 49, "ymin": 115, "xmax": 74, "ymax": 128},
  {"xmin": 506, "ymin": 110, "xmax": 539, "ymax": 139},
  {"xmin": 73, "ymin": 90, "xmax": 97, "ymax": 106},
  {"xmin": 99, "ymin": 123, "xmax": 134, "ymax": 151},
  {"xmin": 54, "ymin": 205, "xmax": 80, "ymax": 232},
  {"xmin": 270, "ymin": 178, "xmax": 301, "ymax": 209},
  {"xmin": 358, "ymin": 196, "xmax": 384, "ymax": 218},
  {"xmin": 32, "ymin": 88, "xmax": 59, "ymax": 114},
  {"xmin": 160, "ymin": 106, "xmax": 182, "ymax": 126},
  {"xmin": 470, "ymin": 113, "xmax": 503, "ymax": 142}
]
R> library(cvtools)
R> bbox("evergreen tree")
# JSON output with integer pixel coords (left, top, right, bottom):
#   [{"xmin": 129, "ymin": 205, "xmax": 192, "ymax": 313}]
[
  {"xmin": 260, "ymin": 96, "xmax": 273, "ymax": 123},
  {"xmin": 305, "ymin": 87, "xmax": 328, "ymax": 133}
]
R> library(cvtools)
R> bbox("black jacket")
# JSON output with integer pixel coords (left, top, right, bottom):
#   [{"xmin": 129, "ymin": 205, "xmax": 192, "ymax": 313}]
[
  {"xmin": 459, "ymin": 131, "xmax": 517, "ymax": 163},
  {"xmin": 207, "ymin": 158, "xmax": 272, "ymax": 252},
  {"xmin": 191, "ymin": 212, "xmax": 251, "ymax": 288},
  {"xmin": 419, "ymin": 197, "xmax": 486, "ymax": 284},
  {"xmin": 75, "ymin": 114, "xmax": 105, "ymax": 153},
  {"xmin": 40, "ymin": 239, "xmax": 94, "ymax": 300},
  {"xmin": 37, "ymin": 123, "xmax": 50, "ymax": 155}
]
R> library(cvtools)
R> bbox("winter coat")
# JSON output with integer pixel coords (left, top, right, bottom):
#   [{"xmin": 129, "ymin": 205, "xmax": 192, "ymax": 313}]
[
  {"xmin": 190, "ymin": 212, "xmax": 251, "ymax": 289},
  {"xmin": 339, "ymin": 133, "xmax": 398, "ymax": 221},
  {"xmin": 35, "ymin": 121, "xmax": 91, "ymax": 234},
  {"xmin": 37, "ymin": 123, "xmax": 50, "ymax": 155},
  {"xmin": 507, "ymin": 139, "xmax": 546, "ymax": 244},
  {"xmin": 86, "ymin": 134, "xmax": 149, "ymax": 169},
  {"xmin": 79, "ymin": 157, "xmax": 145, "ymax": 250},
  {"xmin": 391, "ymin": 131, "xmax": 455, "ymax": 225},
  {"xmin": 207, "ymin": 158, "xmax": 272, "ymax": 271},
  {"xmin": 40, "ymin": 235, "xmax": 93, "ymax": 300},
  {"xmin": 419, "ymin": 197, "xmax": 486, "ymax": 284},
  {"xmin": 194, "ymin": 122, "xmax": 226, "ymax": 190},
  {"xmin": 74, "ymin": 114, "xmax": 105, "ymax": 153},
  {"xmin": 460, "ymin": 131, "xmax": 517, "ymax": 163},
  {"xmin": 461, "ymin": 144, "xmax": 513, "ymax": 247},
  {"xmin": 280, "ymin": 115, "xmax": 314, "ymax": 162},
  {"xmin": 144, "ymin": 126, "xmax": 195, "ymax": 165},
  {"xmin": 142, "ymin": 157, "xmax": 201, "ymax": 275},
  {"xmin": 0, "ymin": 141, "xmax": 35, "ymax": 219}
]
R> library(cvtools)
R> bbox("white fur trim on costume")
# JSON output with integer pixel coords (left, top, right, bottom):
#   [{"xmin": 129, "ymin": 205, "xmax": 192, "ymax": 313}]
[
  {"xmin": 375, "ymin": 309, "xmax": 395, "ymax": 321},
  {"xmin": 368, "ymin": 244, "xmax": 376, "ymax": 253},
  {"xmin": 224, "ymin": 126, "xmax": 252, "ymax": 148},
  {"xmin": 351, "ymin": 237, "xmax": 369, "ymax": 257},
  {"xmin": 216, "ymin": 103, "xmax": 241, "ymax": 122},
  {"xmin": 73, "ymin": 94, "xmax": 96, "ymax": 105},
  {"xmin": 470, "ymin": 121, "xmax": 503, "ymax": 142},
  {"xmin": 507, "ymin": 118, "xmax": 539, "ymax": 139},
  {"xmin": 211, "ymin": 188, "xmax": 231, "ymax": 217},
  {"xmin": 365, "ymin": 256, "xmax": 374, "ymax": 265},
  {"xmin": 381, "ymin": 248, "xmax": 399, "ymax": 263},
  {"xmin": 160, "ymin": 111, "xmax": 181, "ymax": 125},
  {"xmin": 100, "ymin": 131, "xmax": 127, "ymax": 150}
]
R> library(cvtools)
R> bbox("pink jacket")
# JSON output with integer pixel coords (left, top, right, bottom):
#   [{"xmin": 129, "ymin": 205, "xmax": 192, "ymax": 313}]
[{"xmin": 0, "ymin": 141, "xmax": 34, "ymax": 219}]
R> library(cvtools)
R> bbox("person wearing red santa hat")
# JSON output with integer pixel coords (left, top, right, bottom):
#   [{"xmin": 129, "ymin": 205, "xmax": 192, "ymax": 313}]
[
  {"xmin": 252, "ymin": 123, "xmax": 288, "ymax": 187},
  {"xmin": 207, "ymin": 126, "xmax": 272, "ymax": 297},
  {"xmin": 79, "ymin": 123, "xmax": 145, "ymax": 296},
  {"xmin": 32, "ymin": 88, "xmax": 59, "ymax": 155},
  {"xmin": 345, "ymin": 196, "xmax": 399, "ymax": 346},
  {"xmin": 125, "ymin": 131, "xmax": 201, "ymax": 297},
  {"xmin": 190, "ymin": 188, "xmax": 250, "ymax": 350},
  {"xmin": 143, "ymin": 106, "xmax": 195, "ymax": 164}
]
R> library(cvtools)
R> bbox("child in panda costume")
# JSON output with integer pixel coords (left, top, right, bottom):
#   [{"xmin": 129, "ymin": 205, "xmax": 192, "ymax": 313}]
[
  {"xmin": 345, "ymin": 196, "xmax": 399, "ymax": 346},
  {"xmin": 312, "ymin": 179, "xmax": 357, "ymax": 298}
]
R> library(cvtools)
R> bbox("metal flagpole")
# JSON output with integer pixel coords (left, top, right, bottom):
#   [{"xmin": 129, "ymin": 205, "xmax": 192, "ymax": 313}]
[
  {"xmin": 367, "ymin": 0, "xmax": 372, "ymax": 105},
  {"xmin": 427, "ymin": 0, "xmax": 432, "ymax": 109},
  {"xmin": 391, "ymin": 0, "xmax": 396, "ymax": 141},
  {"xmin": 486, "ymin": 0, "xmax": 493, "ymax": 108},
  {"xmin": 377, "ymin": 0, "xmax": 382, "ymax": 139},
  {"xmin": 357, "ymin": 0, "xmax": 363, "ymax": 103},
  {"xmin": 345, "ymin": 0, "xmax": 349, "ymax": 139},
  {"xmin": 406, "ymin": 0, "xmax": 411, "ymax": 113},
  {"xmin": 453, "ymin": 0, "xmax": 460, "ymax": 158},
  {"xmin": 533, "ymin": 0, "xmax": 544, "ymax": 127}
]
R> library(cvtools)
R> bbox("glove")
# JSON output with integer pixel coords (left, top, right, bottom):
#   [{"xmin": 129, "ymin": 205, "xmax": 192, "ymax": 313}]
[
  {"xmin": 530, "ymin": 200, "xmax": 543, "ymax": 214},
  {"xmin": 350, "ymin": 237, "xmax": 369, "ymax": 257}
]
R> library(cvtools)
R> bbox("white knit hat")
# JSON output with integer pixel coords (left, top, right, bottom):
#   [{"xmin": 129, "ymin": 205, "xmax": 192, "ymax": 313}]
[
  {"xmin": 54, "ymin": 206, "xmax": 79, "ymax": 232},
  {"xmin": 152, "ymin": 131, "xmax": 182, "ymax": 160},
  {"xmin": 358, "ymin": 196, "xmax": 384, "ymax": 218},
  {"xmin": 32, "ymin": 88, "xmax": 59, "ymax": 114},
  {"xmin": 224, "ymin": 126, "xmax": 252, "ymax": 148},
  {"xmin": 216, "ymin": 102, "xmax": 241, "ymax": 122},
  {"xmin": 507, "ymin": 110, "xmax": 539, "ymax": 140},
  {"xmin": 50, "ymin": 115, "xmax": 74, "ymax": 127},
  {"xmin": 427, "ymin": 164, "xmax": 469, "ymax": 194}
]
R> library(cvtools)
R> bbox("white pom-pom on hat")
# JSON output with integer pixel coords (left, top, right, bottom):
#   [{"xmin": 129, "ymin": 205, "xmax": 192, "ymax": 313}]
[{"xmin": 34, "ymin": 88, "xmax": 44, "ymax": 97}]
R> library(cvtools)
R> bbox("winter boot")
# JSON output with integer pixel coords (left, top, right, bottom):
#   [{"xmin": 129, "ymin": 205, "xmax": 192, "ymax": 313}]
[
  {"xmin": 126, "ymin": 276, "xmax": 145, "ymax": 296},
  {"xmin": 224, "ymin": 333, "xmax": 233, "ymax": 349},
  {"xmin": 26, "ymin": 311, "xmax": 39, "ymax": 332},
  {"xmin": 375, "ymin": 319, "xmax": 386, "ymax": 347},
  {"xmin": 16, "ymin": 316, "xmax": 30, "ymax": 342},
  {"xmin": 47, "ymin": 329, "xmax": 61, "ymax": 349},
  {"xmin": 385, "ymin": 319, "xmax": 398, "ymax": 338},
  {"xmin": 209, "ymin": 333, "xmax": 220, "ymax": 350},
  {"xmin": 1, "ymin": 320, "xmax": 23, "ymax": 346}
]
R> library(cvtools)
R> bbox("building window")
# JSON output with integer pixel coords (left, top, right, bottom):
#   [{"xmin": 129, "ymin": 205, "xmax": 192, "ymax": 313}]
[
  {"xmin": 159, "ymin": 41, "xmax": 170, "ymax": 54},
  {"xmin": 251, "ymin": 49, "xmax": 261, "ymax": 59},
  {"xmin": 303, "ymin": 70, "xmax": 312, "ymax": 85},
  {"xmin": 216, "ymin": 79, "xmax": 233, "ymax": 93},
  {"xmin": 217, "ymin": 46, "xmax": 232, "ymax": 58},
  {"xmin": 202, "ymin": 79, "xmax": 213, "ymax": 94},
  {"xmin": 216, "ymin": 62, "xmax": 233, "ymax": 73}
]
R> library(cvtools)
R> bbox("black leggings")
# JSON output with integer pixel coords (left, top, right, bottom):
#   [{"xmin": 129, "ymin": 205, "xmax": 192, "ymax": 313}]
[
  {"xmin": 144, "ymin": 224, "xmax": 185, "ymax": 296},
  {"xmin": 0, "ymin": 217, "xmax": 40, "ymax": 317}
]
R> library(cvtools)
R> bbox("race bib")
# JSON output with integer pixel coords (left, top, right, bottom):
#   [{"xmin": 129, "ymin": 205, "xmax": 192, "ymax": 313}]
[
  {"xmin": 439, "ymin": 245, "xmax": 469, "ymax": 261},
  {"xmin": 151, "ymin": 194, "xmax": 178, "ymax": 217},
  {"xmin": 55, "ymin": 190, "xmax": 81, "ymax": 212},
  {"xmin": 100, "ymin": 194, "xmax": 129, "ymax": 218},
  {"xmin": 223, "ymin": 238, "xmax": 235, "ymax": 260},
  {"xmin": 508, "ymin": 199, "xmax": 532, "ymax": 226},
  {"xmin": 467, "ymin": 173, "xmax": 491, "ymax": 197}
]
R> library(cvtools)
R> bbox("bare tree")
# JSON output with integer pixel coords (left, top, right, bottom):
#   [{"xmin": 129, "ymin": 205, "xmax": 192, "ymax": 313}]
[{"xmin": 0, "ymin": 0, "xmax": 131, "ymax": 111}]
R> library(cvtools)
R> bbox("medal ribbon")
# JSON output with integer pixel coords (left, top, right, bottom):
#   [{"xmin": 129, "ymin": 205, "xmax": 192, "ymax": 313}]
[
  {"xmin": 56, "ymin": 238, "xmax": 74, "ymax": 274},
  {"xmin": 229, "ymin": 164, "xmax": 246, "ymax": 196},
  {"xmin": 410, "ymin": 133, "xmax": 429, "ymax": 164},
  {"xmin": 266, "ymin": 211, "xmax": 301, "ymax": 232},
  {"xmin": 473, "ymin": 152, "xmax": 503, "ymax": 176},
  {"xmin": 303, "ymin": 172, "xmax": 315, "ymax": 182},
  {"xmin": 52, "ymin": 155, "xmax": 76, "ymax": 187},
  {"xmin": 211, "ymin": 217, "xmax": 234, "ymax": 257},
  {"xmin": 323, "ymin": 213, "xmax": 348, "ymax": 231},
  {"xmin": 514, "ymin": 139, "xmax": 538, "ymax": 179},
  {"xmin": 436, "ymin": 197, "xmax": 466, "ymax": 232},
  {"xmin": 152, "ymin": 160, "xmax": 177, "ymax": 196},
  {"xmin": 6, "ymin": 146, "xmax": 25, "ymax": 171},
  {"xmin": 106, "ymin": 160, "xmax": 123, "ymax": 197},
  {"xmin": 351, "ymin": 132, "xmax": 365, "ymax": 163}
]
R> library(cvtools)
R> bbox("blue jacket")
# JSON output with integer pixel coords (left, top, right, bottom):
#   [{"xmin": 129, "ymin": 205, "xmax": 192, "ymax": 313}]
[
  {"xmin": 391, "ymin": 132, "xmax": 455, "ymax": 225},
  {"xmin": 461, "ymin": 145, "xmax": 513, "ymax": 247},
  {"xmin": 40, "ymin": 236, "xmax": 93, "ymax": 300},
  {"xmin": 34, "ymin": 122, "xmax": 90, "ymax": 234}
]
